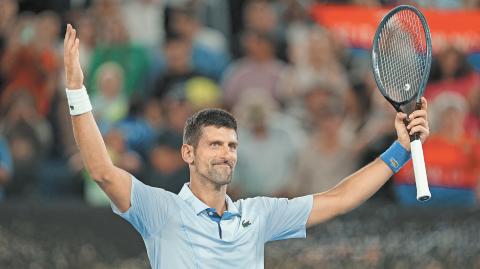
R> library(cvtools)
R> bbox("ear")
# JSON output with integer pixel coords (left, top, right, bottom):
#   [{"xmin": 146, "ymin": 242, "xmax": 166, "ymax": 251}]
[{"xmin": 181, "ymin": 144, "xmax": 195, "ymax": 165}]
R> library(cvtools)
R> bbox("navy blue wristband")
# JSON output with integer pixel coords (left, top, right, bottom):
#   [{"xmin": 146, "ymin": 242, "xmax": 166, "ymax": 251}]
[{"xmin": 380, "ymin": 141, "xmax": 411, "ymax": 173}]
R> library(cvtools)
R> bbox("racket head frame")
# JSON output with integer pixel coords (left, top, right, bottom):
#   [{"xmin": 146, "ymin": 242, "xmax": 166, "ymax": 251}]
[{"xmin": 371, "ymin": 5, "xmax": 432, "ymax": 112}]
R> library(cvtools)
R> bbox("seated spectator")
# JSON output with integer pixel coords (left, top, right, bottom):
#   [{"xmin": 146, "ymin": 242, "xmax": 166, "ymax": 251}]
[
  {"xmin": 288, "ymin": 85, "xmax": 357, "ymax": 197},
  {"xmin": 1, "ymin": 12, "xmax": 60, "ymax": 116},
  {"xmin": 394, "ymin": 92, "xmax": 480, "ymax": 207},
  {"xmin": 75, "ymin": 11, "xmax": 98, "ymax": 72},
  {"xmin": 121, "ymin": 0, "xmax": 166, "ymax": 49},
  {"xmin": 231, "ymin": 0, "xmax": 282, "ymax": 58},
  {"xmin": 149, "ymin": 34, "xmax": 200, "ymax": 99},
  {"xmin": 427, "ymin": 45, "xmax": 480, "ymax": 101},
  {"xmin": 1, "ymin": 91, "xmax": 52, "ymax": 199},
  {"xmin": 91, "ymin": 61, "xmax": 129, "ymax": 133},
  {"xmin": 115, "ymin": 99, "xmax": 159, "ymax": 159},
  {"xmin": 145, "ymin": 130, "xmax": 188, "ymax": 194},
  {"xmin": 85, "ymin": 128, "xmax": 143, "ymax": 206},
  {"xmin": 222, "ymin": 30, "xmax": 286, "ymax": 109},
  {"xmin": 170, "ymin": 5, "xmax": 229, "ymax": 80},
  {"xmin": 87, "ymin": 13, "xmax": 149, "ymax": 98},
  {"xmin": 231, "ymin": 91, "xmax": 299, "ymax": 197}
]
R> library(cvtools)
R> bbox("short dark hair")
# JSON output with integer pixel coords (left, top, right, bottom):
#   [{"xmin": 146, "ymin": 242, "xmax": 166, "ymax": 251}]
[{"xmin": 183, "ymin": 108, "xmax": 237, "ymax": 148}]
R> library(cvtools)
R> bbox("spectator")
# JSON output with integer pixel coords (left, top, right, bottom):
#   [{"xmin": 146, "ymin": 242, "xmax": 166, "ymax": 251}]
[
  {"xmin": 75, "ymin": 11, "xmax": 98, "ymax": 72},
  {"xmin": 427, "ymin": 45, "xmax": 480, "ymax": 102},
  {"xmin": 232, "ymin": 91, "xmax": 298, "ymax": 197},
  {"xmin": 91, "ymin": 61, "xmax": 129, "ymax": 133},
  {"xmin": 395, "ymin": 92, "xmax": 480, "ymax": 207},
  {"xmin": 171, "ymin": 5, "xmax": 228, "ymax": 55},
  {"xmin": 1, "ymin": 12, "xmax": 60, "ymax": 116},
  {"xmin": 145, "ymin": 130, "xmax": 188, "ymax": 194},
  {"xmin": 121, "ymin": 0, "xmax": 166, "ymax": 49},
  {"xmin": 1, "ymin": 91, "xmax": 52, "ymax": 199},
  {"xmin": 170, "ymin": 5, "xmax": 229, "ymax": 80},
  {"xmin": 230, "ymin": 0, "xmax": 281, "ymax": 58},
  {"xmin": 288, "ymin": 84, "xmax": 357, "ymax": 197},
  {"xmin": 87, "ymin": 10, "xmax": 149, "ymax": 98},
  {"xmin": 222, "ymin": 30, "xmax": 286, "ymax": 109},
  {"xmin": 279, "ymin": 26, "xmax": 350, "ymax": 124},
  {"xmin": 114, "ymin": 100, "xmax": 158, "ymax": 160},
  {"xmin": 346, "ymin": 73, "xmax": 398, "ymax": 200},
  {"xmin": 150, "ymin": 34, "xmax": 200, "ymax": 99},
  {"xmin": 192, "ymin": 0, "xmax": 232, "ymax": 43},
  {"xmin": 430, "ymin": 45, "xmax": 473, "ymax": 83},
  {"xmin": 85, "ymin": 128, "xmax": 143, "ymax": 206}
]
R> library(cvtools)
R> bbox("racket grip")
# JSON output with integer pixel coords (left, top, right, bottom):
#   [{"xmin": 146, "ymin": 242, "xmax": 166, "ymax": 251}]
[{"xmin": 410, "ymin": 139, "xmax": 431, "ymax": 201}]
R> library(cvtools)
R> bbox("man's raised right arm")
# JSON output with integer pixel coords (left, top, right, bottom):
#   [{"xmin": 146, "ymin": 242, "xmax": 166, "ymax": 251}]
[{"xmin": 64, "ymin": 24, "xmax": 131, "ymax": 212}]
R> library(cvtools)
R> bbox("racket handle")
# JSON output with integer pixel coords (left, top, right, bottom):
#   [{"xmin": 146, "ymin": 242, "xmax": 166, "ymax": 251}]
[{"xmin": 410, "ymin": 139, "xmax": 431, "ymax": 201}]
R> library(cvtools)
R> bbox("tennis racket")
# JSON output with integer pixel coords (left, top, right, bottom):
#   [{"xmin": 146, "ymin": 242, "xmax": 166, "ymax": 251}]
[{"xmin": 371, "ymin": 5, "xmax": 432, "ymax": 201}]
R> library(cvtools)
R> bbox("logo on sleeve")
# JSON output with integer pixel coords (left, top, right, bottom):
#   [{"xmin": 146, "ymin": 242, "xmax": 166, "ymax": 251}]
[{"xmin": 242, "ymin": 220, "xmax": 252, "ymax": 228}]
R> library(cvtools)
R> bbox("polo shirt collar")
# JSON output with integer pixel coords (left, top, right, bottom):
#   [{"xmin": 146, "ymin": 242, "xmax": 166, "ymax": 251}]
[{"xmin": 178, "ymin": 183, "xmax": 241, "ymax": 217}]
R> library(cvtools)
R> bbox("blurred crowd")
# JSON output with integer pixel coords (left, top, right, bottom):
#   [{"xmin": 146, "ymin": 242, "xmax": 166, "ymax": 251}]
[{"xmin": 0, "ymin": 0, "xmax": 478, "ymax": 207}]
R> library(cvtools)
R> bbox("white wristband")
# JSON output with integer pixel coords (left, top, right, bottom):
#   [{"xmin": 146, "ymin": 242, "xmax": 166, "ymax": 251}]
[{"xmin": 66, "ymin": 85, "xmax": 92, "ymax": 116}]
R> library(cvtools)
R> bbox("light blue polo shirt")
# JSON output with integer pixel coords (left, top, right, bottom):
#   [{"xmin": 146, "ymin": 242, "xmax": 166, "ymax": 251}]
[{"xmin": 112, "ymin": 176, "xmax": 313, "ymax": 268}]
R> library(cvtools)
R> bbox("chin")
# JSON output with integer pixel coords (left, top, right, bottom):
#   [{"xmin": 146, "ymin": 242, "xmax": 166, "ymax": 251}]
[
  {"xmin": 209, "ymin": 173, "xmax": 233, "ymax": 186},
  {"xmin": 212, "ymin": 177, "xmax": 232, "ymax": 186}
]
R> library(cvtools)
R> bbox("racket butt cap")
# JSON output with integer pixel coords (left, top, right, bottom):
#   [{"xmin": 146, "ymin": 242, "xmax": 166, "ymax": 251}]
[{"xmin": 417, "ymin": 195, "xmax": 431, "ymax": 202}]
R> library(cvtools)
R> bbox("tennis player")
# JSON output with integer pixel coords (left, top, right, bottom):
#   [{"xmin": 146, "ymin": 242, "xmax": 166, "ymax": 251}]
[{"xmin": 64, "ymin": 24, "xmax": 429, "ymax": 268}]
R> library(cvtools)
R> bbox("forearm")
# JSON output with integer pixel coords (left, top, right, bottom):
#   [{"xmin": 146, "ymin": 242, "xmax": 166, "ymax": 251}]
[
  {"xmin": 307, "ymin": 158, "xmax": 393, "ymax": 227},
  {"xmin": 72, "ymin": 112, "xmax": 114, "ymax": 182},
  {"xmin": 325, "ymin": 158, "xmax": 392, "ymax": 214}
]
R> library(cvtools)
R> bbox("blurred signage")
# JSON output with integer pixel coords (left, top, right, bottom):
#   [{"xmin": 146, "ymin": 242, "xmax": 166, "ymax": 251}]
[{"xmin": 310, "ymin": 4, "xmax": 480, "ymax": 53}]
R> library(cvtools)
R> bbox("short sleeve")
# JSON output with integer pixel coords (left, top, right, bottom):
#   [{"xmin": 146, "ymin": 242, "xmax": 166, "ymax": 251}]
[
  {"xmin": 111, "ymin": 176, "xmax": 177, "ymax": 238},
  {"xmin": 260, "ymin": 195, "xmax": 313, "ymax": 242}
]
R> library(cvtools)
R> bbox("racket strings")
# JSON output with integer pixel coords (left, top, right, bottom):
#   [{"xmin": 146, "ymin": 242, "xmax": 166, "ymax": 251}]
[
  {"xmin": 375, "ymin": 10, "xmax": 428, "ymax": 103},
  {"xmin": 382, "ymin": 15, "xmax": 420, "ymax": 102}
]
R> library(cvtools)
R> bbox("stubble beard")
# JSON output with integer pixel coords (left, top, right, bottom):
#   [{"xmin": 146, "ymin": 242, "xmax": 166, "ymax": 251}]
[{"xmin": 197, "ymin": 164, "xmax": 234, "ymax": 187}]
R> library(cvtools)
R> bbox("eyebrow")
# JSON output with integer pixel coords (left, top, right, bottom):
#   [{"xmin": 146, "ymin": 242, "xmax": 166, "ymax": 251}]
[{"xmin": 208, "ymin": 140, "xmax": 238, "ymax": 146}]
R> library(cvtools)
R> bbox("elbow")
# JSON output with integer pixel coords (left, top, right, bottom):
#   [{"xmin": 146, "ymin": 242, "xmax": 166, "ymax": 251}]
[
  {"xmin": 88, "ymin": 165, "xmax": 115, "ymax": 184},
  {"xmin": 89, "ymin": 171, "xmax": 106, "ymax": 183}
]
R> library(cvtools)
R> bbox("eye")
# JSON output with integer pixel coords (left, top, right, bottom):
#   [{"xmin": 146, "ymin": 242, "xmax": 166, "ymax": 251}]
[
  {"xmin": 229, "ymin": 144, "xmax": 237, "ymax": 151},
  {"xmin": 210, "ymin": 142, "xmax": 220, "ymax": 148}
]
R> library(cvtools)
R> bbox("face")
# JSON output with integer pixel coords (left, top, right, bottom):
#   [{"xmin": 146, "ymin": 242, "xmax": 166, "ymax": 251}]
[
  {"xmin": 98, "ymin": 66, "xmax": 122, "ymax": 98},
  {"xmin": 184, "ymin": 126, "xmax": 238, "ymax": 186}
]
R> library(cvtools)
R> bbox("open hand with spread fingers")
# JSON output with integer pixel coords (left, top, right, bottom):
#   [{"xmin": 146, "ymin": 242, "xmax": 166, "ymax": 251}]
[{"xmin": 63, "ymin": 24, "xmax": 84, "ymax": 90}]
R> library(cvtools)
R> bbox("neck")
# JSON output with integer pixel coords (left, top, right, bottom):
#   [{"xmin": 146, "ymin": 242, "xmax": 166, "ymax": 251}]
[{"xmin": 189, "ymin": 176, "xmax": 228, "ymax": 216}]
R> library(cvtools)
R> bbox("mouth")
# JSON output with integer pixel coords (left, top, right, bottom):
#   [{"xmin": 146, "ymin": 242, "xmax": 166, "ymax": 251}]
[
  {"xmin": 214, "ymin": 164, "xmax": 231, "ymax": 168},
  {"xmin": 213, "ymin": 162, "xmax": 232, "ymax": 169}
]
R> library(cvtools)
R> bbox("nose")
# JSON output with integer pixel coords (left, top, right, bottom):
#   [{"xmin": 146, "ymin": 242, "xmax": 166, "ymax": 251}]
[{"xmin": 219, "ymin": 145, "xmax": 236, "ymax": 163}]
